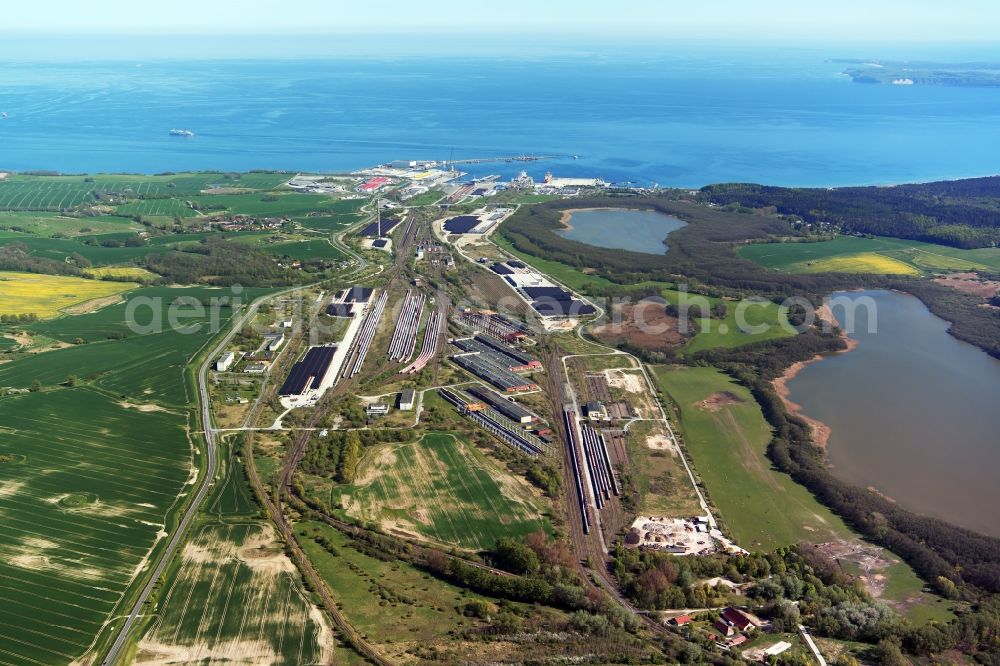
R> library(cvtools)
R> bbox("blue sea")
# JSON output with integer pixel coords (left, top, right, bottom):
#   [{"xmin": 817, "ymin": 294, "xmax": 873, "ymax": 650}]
[{"xmin": 2, "ymin": 47, "xmax": 1000, "ymax": 187}]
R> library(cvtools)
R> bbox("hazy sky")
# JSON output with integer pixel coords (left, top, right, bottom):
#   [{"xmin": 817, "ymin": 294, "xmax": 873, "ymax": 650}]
[{"xmin": 4, "ymin": 0, "xmax": 999, "ymax": 41}]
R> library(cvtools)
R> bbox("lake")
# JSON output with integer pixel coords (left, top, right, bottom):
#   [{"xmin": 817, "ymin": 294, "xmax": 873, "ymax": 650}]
[
  {"xmin": 786, "ymin": 290, "xmax": 1000, "ymax": 537},
  {"xmin": 557, "ymin": 209, "xmax": 687, "ymax": 254}
]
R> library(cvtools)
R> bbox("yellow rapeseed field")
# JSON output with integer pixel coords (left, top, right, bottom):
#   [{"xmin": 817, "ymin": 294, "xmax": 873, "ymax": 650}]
[
  {"xmin": 83, "ymin": 266, "xmax": 158, "ymax": 281},
  {"xmin": 791, "ymin": 252, "xmax": 920, "ymax": 275},
  {"xmin": 0, "ymin": 271, "xmax": 137, "ymax": 318}
]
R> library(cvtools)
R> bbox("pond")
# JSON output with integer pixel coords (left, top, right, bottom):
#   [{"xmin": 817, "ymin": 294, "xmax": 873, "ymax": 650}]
[{"xmin": 556, "ymin": 208, "xmax": 686, "ymax": 254}]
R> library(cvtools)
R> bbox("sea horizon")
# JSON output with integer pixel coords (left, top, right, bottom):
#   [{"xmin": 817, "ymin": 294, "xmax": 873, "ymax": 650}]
[{"xmin": 3, "ymin": 47, "xmax": 1000, "ymax": 188}]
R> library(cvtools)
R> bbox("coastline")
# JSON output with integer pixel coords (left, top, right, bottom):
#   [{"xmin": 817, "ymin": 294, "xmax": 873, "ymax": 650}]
[{"xmin": 772, "ymin": 303, "xmax": 859, "ymax": 450}]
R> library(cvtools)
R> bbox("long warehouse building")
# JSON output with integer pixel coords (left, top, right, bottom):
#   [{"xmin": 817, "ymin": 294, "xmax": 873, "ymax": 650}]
[
  {"xmin": 466, "ymin": 385, "xmax": 537, "ymax": 424},
  {"xmin": 279, "ymin": 346, "xmax": 337, "ymax": 396}
]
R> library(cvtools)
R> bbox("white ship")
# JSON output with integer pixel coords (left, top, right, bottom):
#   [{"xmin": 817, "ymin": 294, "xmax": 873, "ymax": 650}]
[{"xmin": 169, "ymin": 129, "xmax": 194, "ymax": 137}]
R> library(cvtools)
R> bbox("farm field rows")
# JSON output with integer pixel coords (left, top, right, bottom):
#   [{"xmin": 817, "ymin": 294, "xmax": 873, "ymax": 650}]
[
  {"xmin": 0, "ymin": 271, "xmax": 137, "ymax": 318},
  {"xmin": 1, "ymin": 286, "xmax": 270, "ymax": 406},
  {"xmin": 738, "ymin": 235, "xmax": 1000, "ymax": 274},
  {"xmin": 0, "ymin": 389, "xmax": 192, "ymax": 666},
  {"xmin": 135, "ymin": 523, "xmax": 331, "ymax": 665},
  {"xmin": 333, "ymin": 432, "xmax": 551, "ymax": 551}
]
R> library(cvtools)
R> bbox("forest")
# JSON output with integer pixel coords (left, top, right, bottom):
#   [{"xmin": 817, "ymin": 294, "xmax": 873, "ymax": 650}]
[
  {"xmin": 143, "ymin": 237, "xmax": 305, "ymax": 286},
  {"xmin": 699, "ymin": 177, "xmax": 1000, "ymax": 249}
]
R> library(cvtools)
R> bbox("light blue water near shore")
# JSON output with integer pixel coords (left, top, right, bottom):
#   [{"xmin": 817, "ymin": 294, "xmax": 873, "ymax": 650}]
[{"xmin": 1, "ymin": 50, "xmax": 1000, "ymax": 186}]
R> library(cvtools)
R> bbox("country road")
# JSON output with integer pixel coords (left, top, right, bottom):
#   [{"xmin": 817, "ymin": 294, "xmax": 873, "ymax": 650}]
[
  {"xmin": 100, "ymin": 290, "xmax": 269, "ymax": 665},
  {"xmin": 100, "ymin": 204, "xmax": 376, "ymax": 665}
]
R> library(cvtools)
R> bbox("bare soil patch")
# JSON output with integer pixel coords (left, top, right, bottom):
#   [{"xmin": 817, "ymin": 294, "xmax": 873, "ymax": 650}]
[
  {"xmin": 593, "ymin": 299, "xmax": 683, "ymax": 351},
  {"xmin": 62, "ymin": 293, "xmax": 127, "ymax": 315},
  {"xmin": 697, "ymin": 391, "xmax": 745, "ymax": 411},
  {"xmin": 934, "ymin": 272, "xmax": 1000, "ymax": 298}
]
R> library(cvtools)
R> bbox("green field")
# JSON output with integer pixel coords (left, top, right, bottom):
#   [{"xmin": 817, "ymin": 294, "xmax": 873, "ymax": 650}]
[
  {"xmin": 739, "ymin": 235, "xmax": 1000, "ymax": 274},
  {"xmin": 115, "ymin": 198, "xmax": 197, "ymax": 218},
  {"xmin": 297, "ymin": 521, "xmax": 503, "ymax": 663},
  {"xmin": 137, "ymin": 523, "xmax": 330, "ymax": 665},
  {"xmin": 0, "ymin": 211, "xmax": 141, "ymax": 235},
  {"xmin": 1, "ymin": 286, "xmax": 269, "ymax": 406},
  {"xmin": 0, "ymin": 389, "xmax": 192, "ymax": 665},
  {"xmin": 333, "ymin": 432, "xmax": 550, "ymax": 551},
  {"xmin": 661, "ymin": 291, "xmax": 794, "ymax": 354},
  {"xmin": 0, "ymin": 173, "xmax": 291, "ymax": 211},
  {"xmin": 189, "ymin": 192, "xmax": 343, "ymax": 218},
  {"xmin": 652, "ymin": 365, "xmax": 855, "ymax": 548},
  {"xmin": 0, "ymin": 283, "xmax": 277, "ymax": 663}
]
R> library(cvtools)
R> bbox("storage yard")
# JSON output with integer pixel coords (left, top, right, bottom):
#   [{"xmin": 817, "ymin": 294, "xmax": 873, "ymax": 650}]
[
  {"xmin": 387, "ymin": 289, "xmax": 425, "ymax": 362},
  {"xmin": 459, "ymin": 308, "xmax": 532, "ymax": 341},
  {"xmin": 486, "ymin": 259, "xmax": 596, "ymax": 317},
  {"xmin": 401, "ymin": 305, "xmax": 444, "ymax": 374}
]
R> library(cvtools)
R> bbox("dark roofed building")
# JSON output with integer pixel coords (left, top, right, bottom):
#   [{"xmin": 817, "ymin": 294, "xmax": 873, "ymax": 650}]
[
  {"xmin": 342, "ymin": 286, "xmax": 373, "ymax": 303},
  {"xmin": 522, "ymin": 286, "xmax": 572, "ymax": 300},
  {"xmin": 443, "ymin": 215, "xmax": 481, "ymax": 234},
  {"xmin": 531, "ymin": 298, "xmax": 596, "ymax": 317},
  {"xmin": 490, "ymin": 263, "xmax": 514, "ymax": 275},
  {"xmin": 326, "ymin": 303, "xmax": 354, "ymax": 318}
]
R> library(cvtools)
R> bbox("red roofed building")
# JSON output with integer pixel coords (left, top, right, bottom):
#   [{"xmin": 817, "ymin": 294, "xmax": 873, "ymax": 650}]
[
  {"xmin": 713, "ymin": 619, "xmax": 736, "ymax": 637},
  {"xmin": 727, "ymin": 634, "xmax": 748, "ymax": 648},
  {"xmin": 359, "ymin": 176, "xmax": 392, "ymax": 193},
  {"xmin": 721, "ymin": 607, "xmax": 758, "ymax": 633},
  {"xmin": 669, "ymin": 615, "xmax": 692, "ymax": 626}
]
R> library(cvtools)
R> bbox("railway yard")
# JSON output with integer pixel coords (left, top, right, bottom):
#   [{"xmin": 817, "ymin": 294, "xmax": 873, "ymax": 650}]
[{"xmin": 0, "ymin": 165, "xmax": 945, "ymax": 665}]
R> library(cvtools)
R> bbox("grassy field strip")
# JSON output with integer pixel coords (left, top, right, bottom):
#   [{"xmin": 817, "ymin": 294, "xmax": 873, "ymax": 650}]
[
  {"xmin": 136, "ymin": 523, "xmax": 330, "ymax": 665},
  {"xmin": 653, "ymin": 365, "xmax": 859, "ymax": 548},
  {"xmin": 652, "ymin": 365, "xmax": 953, "ymax": 622}
]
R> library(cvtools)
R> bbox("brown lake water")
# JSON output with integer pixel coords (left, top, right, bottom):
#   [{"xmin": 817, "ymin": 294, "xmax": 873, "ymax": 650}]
[{"xmin": 786, "ymin": 289, "xmax": 1000, "ymax": 538}]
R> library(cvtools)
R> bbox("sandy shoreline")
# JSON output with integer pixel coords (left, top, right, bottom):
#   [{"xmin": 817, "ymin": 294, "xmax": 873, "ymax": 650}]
[{"xmin": 771, "ymin": 302, "xmax": 859, "ymax": 450}]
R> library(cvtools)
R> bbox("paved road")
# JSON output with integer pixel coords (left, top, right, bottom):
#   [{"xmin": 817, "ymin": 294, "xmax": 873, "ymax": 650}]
[
  {"xmin": 799, "ymin": 625, "xmax": 828, "ymax": 666},
  {"xmin": 99, "ymin": 287, "xmax": 296, "ymax": 665}
]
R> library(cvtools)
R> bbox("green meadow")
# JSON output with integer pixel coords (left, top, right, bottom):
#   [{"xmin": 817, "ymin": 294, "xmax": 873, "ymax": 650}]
[{"xmin": 652, "ymin": 365, "xmax": 853, "ymax": 549}]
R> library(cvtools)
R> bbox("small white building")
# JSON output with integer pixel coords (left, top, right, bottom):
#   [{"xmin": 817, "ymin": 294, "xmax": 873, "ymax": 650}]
[
  {"xmin": 399, "ymin": 389, "xmax": 416, "ymax": 411},
  {"xmin": 280, "ymin": 319, "xmax": 293, "ymax": 329},
  {"xmin": 366, "ymin": 403, "xmax": 390, "ymax": 417},
  {"xmin": 265, "ymin": 334, "xmax": 285, "ymax": 352},
  {"xmin": 216, "ymin": 351, "xmax": 236, "ymax": 372}
]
